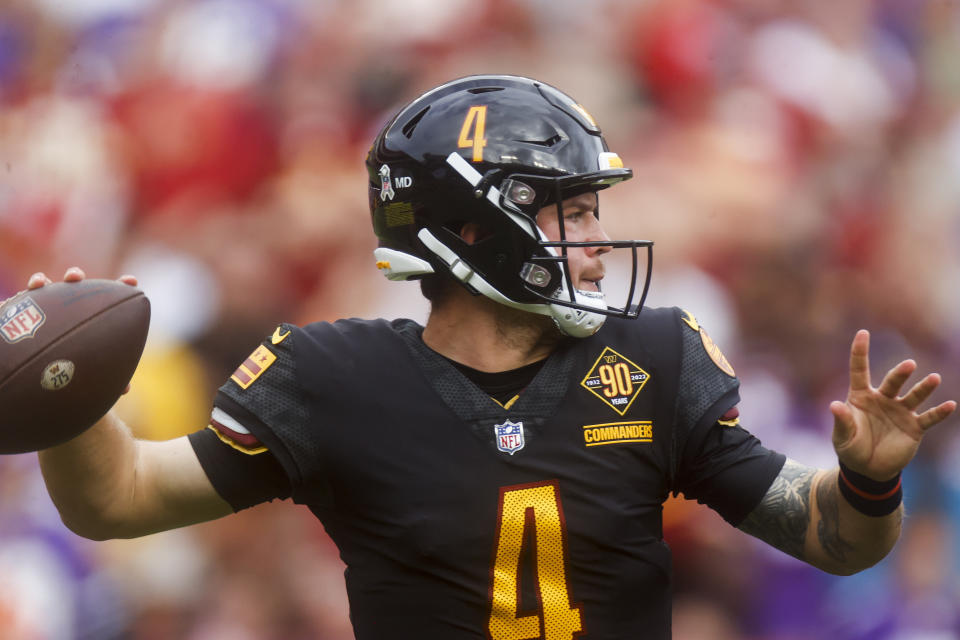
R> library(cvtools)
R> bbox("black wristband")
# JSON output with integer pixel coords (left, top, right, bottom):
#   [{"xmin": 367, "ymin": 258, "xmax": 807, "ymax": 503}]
[{"xmin": 837, "ymin": 461, "xmax": 902, "ymax": 517}]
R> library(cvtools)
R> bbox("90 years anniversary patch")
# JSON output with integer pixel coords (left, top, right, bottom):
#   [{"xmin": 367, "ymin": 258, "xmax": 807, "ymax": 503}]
[{"xmin": 580, "ymin": 347, "xmax": 650, "ymax": 416}]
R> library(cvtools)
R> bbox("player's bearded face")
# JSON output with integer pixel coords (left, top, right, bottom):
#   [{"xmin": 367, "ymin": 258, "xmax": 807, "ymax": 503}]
[{"xmin": 535, "ymin": 192, "xmax": 611, "ymax": 295}]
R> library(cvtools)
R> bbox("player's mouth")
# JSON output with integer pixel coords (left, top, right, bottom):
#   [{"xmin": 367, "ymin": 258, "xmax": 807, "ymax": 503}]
[{"xmin": 578, "ymin": 278, "xmax": 602, "ymax": 293}]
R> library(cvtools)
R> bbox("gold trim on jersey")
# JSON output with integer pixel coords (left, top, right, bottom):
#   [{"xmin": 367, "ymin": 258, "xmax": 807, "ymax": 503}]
[
  {"xmin": 681, "ymin": 309, "xmax": 700, "ymax": 332},
  {"xmin": 206, "ymin": 424, "xmax": 268, "ymax": 455},
  {"xmin": 490, "ymin": 394, "xmax": 521, "ymax": 410}
]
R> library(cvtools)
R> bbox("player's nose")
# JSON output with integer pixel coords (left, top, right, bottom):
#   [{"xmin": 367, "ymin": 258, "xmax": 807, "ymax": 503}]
[{"xmin": 585, "ymin": 217, "xmax": 612, "ymax": 257}]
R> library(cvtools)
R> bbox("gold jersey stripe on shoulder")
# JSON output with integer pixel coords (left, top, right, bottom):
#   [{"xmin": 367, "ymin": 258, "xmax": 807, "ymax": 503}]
[{"xmin": 231, "ymin": 345, "xmax": 277, "ymax": 389}]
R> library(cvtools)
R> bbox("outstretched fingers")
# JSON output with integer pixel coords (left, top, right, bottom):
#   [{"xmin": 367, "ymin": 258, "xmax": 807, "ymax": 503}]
[
  {"xmin": 877, "ymin": 359, "xmax": 917, "ymax": 399},
  {"xmin": 917, "ymin": 400, "xmax": 958, "ymax": 431},
  {"xmin": 848, "ymin": 330, "xmax": 872, "ymax": 392},
  {"xmin": 898, "ymin": 372, "xmax": 941, "ymax": 410},
  {"xmin": 886, "ymin": 367, "xmax": 956, "ymax": 431}
]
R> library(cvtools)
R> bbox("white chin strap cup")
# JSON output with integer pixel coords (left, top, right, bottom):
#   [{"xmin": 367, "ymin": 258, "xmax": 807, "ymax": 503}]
[{"xmin": 548, "ymin": 289, "xmax": 607, "ymax": 338}]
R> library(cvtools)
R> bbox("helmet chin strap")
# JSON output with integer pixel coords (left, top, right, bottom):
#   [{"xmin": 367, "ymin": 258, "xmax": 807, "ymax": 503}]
[{"xmin": 417, "ymin": 229, "xmax": 606, "ymax": 337}]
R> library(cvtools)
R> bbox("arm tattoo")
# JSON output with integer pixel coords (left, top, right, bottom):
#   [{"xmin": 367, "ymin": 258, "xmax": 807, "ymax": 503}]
[
  {"xmin": 738, "ymin": 458, "xmax": 816, "ymax": 561},
  {"xmin": 815, "ymin": 477, "xmax": 855, "ymax": 563}
]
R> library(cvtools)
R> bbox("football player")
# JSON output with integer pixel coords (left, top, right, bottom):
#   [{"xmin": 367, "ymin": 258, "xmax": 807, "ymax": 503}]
[{"xmin": 30, "ymin": 76, "xmax": 956, "ymax": 638}]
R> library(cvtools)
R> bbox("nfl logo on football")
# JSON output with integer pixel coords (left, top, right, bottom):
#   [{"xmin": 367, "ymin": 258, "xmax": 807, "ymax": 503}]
[
  {"xmin": 494, "ymin": 420, "xmax": 525, "ymax": 455},
  {"xmin": 1, "ymin": 297, "xmax": 46, "ymax": 344}
]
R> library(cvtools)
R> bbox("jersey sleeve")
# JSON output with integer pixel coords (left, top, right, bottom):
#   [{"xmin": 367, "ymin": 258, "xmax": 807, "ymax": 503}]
[
  {"xmin": 188, "ymin": 427, "xmax": 291, "ymax": 511},
  {"xmin": 670, "ymin": 310, "xmax": 785, "ymax": 525},
  {"xmin": 204, "ymin": 323, "xmax": 316, "ymax": 500},
  {"xmin": 675, "ymin": 415, "xmax": 786, "ymax": 525}
]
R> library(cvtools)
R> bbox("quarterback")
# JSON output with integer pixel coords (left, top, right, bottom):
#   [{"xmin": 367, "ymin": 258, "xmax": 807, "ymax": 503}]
[{"xmin": 30, "ymin": 76, "xmax": 956, "ymax": 638}]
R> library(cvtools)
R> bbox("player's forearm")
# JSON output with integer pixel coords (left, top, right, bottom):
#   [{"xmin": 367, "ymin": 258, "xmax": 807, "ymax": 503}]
[
  {"xmin": 738, "ymin": 459, "xmax": 901, "ymax": 575},
  {"xmin": 38, "ymin": 410, "xmax": 141, "ymax": 540},
  {"xmin": 806, "ymin": 468, "xmax": 902, "ymax": 575},
  {"xmin": 39, "ymin": 412, "xmax": 233, "ymax": 540}
]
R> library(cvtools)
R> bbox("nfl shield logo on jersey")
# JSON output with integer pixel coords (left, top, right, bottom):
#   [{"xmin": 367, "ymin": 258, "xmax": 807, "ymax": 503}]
[
  {"xmin": 494, "ymin": 420, "xmax": 525, "ymax": 455},
  {"xmin": 1, "ymin": 297, "xmax": 46, "ymax": 344}
]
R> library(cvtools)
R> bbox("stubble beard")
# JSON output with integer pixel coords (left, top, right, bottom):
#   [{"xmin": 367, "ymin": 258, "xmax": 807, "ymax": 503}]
[{"xmin": 492, "ymin": 301, "xmax": 562, "ymax": 355}]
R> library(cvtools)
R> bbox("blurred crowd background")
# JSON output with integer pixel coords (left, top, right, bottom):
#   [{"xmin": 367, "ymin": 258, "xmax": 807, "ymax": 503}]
[{"xmin": 2, "ymin": 0, "xmax": 960, "ymax": 638}]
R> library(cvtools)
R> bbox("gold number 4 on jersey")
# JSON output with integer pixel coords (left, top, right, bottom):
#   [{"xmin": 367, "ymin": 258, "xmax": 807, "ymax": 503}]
[{"xmin": 488, "ymin": 481, "xmax": 582, "ymax": 639}]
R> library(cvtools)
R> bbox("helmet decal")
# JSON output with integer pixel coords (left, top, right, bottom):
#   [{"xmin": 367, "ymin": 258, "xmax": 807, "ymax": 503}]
[
  {"xmin": 457, "ymin": 105, "xmax": 488, "ymax": 162},
  {"xmin": 598, "ymin": 152, "xmax": 623, "ymax": 170},
  {"xmin": 378, "ymin": 164, "xmax": 396, "ymax": 201}
]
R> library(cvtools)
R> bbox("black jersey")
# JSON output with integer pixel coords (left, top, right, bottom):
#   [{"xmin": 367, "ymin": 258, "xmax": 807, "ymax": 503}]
[{"xmin": 203, "ymin": 307, "xmax": 784, "ymax": 639}]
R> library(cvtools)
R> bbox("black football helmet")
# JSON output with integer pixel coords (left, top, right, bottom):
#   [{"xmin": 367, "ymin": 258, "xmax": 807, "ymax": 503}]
[{"xmin": 366, "ymin": 74, "xmax": 653, "ymax": 337}]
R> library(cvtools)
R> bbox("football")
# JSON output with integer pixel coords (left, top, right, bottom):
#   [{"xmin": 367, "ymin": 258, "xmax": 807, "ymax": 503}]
[{"xmin": 0, "ymin": 279, "xmax": 150, "ymax": 453}]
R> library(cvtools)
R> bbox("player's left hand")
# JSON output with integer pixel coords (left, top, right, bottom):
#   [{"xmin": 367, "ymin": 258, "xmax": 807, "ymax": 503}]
[{"xmin": 831, "ymin": 330, "xmax": 956, "ymax": 481}]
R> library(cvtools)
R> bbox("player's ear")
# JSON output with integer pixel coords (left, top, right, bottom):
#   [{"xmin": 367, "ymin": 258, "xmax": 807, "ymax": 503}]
[
  {"xmin": 460, "ymin": 222, "xmax": 480, "ymax": 244},
  {"xmin": 459, "ymin": 222, "xmax": 483, "ymax": 245}
]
